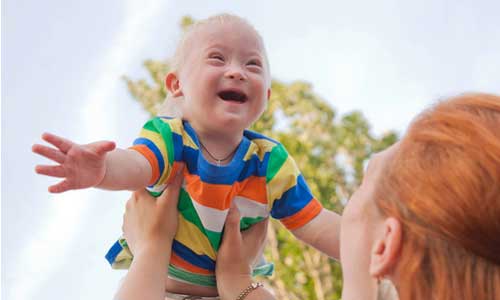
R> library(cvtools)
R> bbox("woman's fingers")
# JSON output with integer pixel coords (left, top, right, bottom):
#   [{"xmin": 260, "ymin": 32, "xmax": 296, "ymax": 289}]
[
  {"xmin": 32, "ymin": 144, "xmax": 66, "ymax": 164},
  {"xmin": 221, "ymin": 203, "xmax": 243, "ymax": 249},
  {"xmin": 41, "ymin": 132, "xmax": 74, "ymax": 153},
  {"xmin": 35, "ymin": 164, "xmax": 66, "ymax": 177},
  {"xmin": 241, "ymin": 218, "xmax": 269, "ymax": 266},
  {"xmin": 243, "ymin": 218, "xmax": 268, "ymax": 243},
  {"xmin": 242, "ymin": 218, "xmax": 269, "ymax": 248},
  {"xmin": 157, "ymin": 166, "xmax": 184, "ymax": 211}
]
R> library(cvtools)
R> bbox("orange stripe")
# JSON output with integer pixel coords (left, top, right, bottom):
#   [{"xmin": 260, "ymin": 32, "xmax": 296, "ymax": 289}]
[
  {"xmin": 129, "ymin": 145, "xmax": 159, "ymax": 185},
  {"xmin": 280, "ymin": 198, "xmax": 323, "ymax": 230},
  {"xmin": 184, "ymin": 173, "xmax": 235, "ymax": 210},
  {"xmin": 170, "ymin": 252, "xmax": 213, "ymax": 275},
  {"xmin": 236, "ymin": 176, "xmax": 267, "ymax": 204},
  {"xmin": 184, "ymin": 173, "xmax": 268, "ymax": 210},
  {"xmin": 165, "ymin": 161, "xmax": 184, "ymax": 184}
]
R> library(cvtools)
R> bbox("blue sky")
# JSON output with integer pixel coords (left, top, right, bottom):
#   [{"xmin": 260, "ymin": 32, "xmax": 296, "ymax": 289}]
[{"xmin": 2, "ymin": 0, "xmax": 500, "ymax": 299}]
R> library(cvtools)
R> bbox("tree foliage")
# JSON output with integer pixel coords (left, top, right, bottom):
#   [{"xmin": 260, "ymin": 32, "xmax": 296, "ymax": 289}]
[{"xmin": 124, "ymin": 16, "xmax": 398, "ymax": 299}]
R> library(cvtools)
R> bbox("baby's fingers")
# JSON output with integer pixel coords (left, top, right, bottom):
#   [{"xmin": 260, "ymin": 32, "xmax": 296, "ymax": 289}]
[
  {"xmin": 86, "ymin": 140, "xmax": 116, "ymax": 156},
  {"xmin": 35, "ymin": 165, "xmax": 66, "ymax": 178},
  {"xmin": 32, "ymin": 144, "xmax": 66, "ymax": 164},
  {"xmin": 42, "ymin": 133, "xmax": 74, "ymax": 153},
  {"xmin": 48, "ymin": 180, "xmax": 72, "ymax": 193}
]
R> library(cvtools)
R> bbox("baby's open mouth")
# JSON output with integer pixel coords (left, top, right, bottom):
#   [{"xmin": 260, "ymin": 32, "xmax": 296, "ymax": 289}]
[{"xmin": 218, "ymin": 90, "xmax": 248, "ymax": 103}]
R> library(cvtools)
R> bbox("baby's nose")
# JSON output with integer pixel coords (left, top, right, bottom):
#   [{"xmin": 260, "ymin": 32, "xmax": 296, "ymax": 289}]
[{"xmin": 225, "ymin": 66, "xmax": 246, "ymax": 81}]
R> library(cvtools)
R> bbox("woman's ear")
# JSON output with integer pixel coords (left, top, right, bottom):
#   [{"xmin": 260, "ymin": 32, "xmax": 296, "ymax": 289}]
[
  {"xmin": 369, "ymin": 217, "xmax": 402, "ymax": 278},
  {"xmin": 267, "ymin": 88, "xmax": 271, "ymax": 101},
  {"xmin": 165, "ymin": 72, "xmax": 183, "ymax": 97}
]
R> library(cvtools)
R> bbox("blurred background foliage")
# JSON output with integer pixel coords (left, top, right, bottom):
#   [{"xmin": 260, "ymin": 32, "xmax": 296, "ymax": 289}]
[{"xmin": 124, "ymin": 16, "xmax": 398, "ymax": 300}]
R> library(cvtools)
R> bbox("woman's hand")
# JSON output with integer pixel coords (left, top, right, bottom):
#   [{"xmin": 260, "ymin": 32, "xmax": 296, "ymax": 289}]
[
  {"xmin": 122, "ymin": 167, "xmax": 183, "ymax": 256},
  {"xmin": 114, "ymin": 167, "xmax": 183, "ymax": 300},
  {"xmin": 215, "ymin": 203, "xmax": 275, "ymax": 300}
]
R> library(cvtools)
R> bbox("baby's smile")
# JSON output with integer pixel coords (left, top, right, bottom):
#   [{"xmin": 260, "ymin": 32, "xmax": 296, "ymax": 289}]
[{"xmin": 217, "ymin": 89, "xmax": 248, "ymax": 103}]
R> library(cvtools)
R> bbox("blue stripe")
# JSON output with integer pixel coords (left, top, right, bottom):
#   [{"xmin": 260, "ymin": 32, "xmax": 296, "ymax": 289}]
[
  {"xmin": 172, "ymin": 240, "xmax": 216, "ymax": 271},
  {"xmin": 243, "ymin": 129, "xmax": 279, "ymax": 144},
  {"xmin": 237, "ymin": 152, "xmax": 270, "ymax": 180},
  {"xmin": 182, "ymin": 121, "xmax": 200, "ymax": 147},
  {"xmin": 133, "ymin": 137, "xmax": 165, "ymax": 184},
  {"xmin": 172, "ymin": 132, "xmax": 184, "ymax": 162},
  {"xmin": 183, "ymin": 146, "xmax": 270, "ymax": 185},
  {"xmin": 105, "ymin": 240, "xmax": 123, "ymax": 265},
  {"xmin": 270, "ymin": 174, "xmax": 314, "ymax": 219},
  {"xmin": 183, "ymin": 146, "xmax": 200, "ymax": 176}
]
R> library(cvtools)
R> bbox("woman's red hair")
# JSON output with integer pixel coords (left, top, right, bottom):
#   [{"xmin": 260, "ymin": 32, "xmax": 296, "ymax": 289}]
[{"xmin": 375, "ymin": 93, "xmax": 500, "ymax": 300}]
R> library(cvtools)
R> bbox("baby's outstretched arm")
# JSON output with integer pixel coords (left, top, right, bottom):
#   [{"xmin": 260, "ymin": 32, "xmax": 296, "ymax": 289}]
[
  {"xmin": 291, "ymin": 208, "xmax": 341, "ymax": 260},
  {"xmin": 33, "ymin": 132, "xmax": 151, "ymax": 193}
]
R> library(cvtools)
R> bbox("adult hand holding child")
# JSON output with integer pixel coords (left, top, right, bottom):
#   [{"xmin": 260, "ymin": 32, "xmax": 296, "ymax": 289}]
[{"xmin": 115, "ymin": 168, "xmax": 183, "ymax": 300}]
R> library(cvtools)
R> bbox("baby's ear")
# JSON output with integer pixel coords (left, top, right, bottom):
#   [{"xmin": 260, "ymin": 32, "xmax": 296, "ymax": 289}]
[
  {"xmin": 267, "ymin": 88, "xmax": 271, "ymax": 101},
  {"xmin": 165, "ymin": 72, "xmax": 183, "ymax": 97}
]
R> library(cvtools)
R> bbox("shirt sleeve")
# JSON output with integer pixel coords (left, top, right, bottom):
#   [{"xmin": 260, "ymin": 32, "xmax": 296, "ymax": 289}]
[
  {"xmin": 266, "ymin": 143, "xmax": 323, "ymax": 230},
  {"xmin": 129, "ymin": 117, "xmax": 182, "ymax": 195}
]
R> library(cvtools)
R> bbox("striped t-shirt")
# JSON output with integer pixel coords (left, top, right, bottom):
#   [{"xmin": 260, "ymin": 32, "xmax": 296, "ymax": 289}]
[{"xmin": 105, "ymin": 117, "xmax": 322, "ymax": 286}]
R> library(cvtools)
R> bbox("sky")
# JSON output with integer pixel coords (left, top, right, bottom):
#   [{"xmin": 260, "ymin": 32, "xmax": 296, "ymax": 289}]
[{"xmin": 2, "ymin": 0, "xmax": 500, "ymax": 299}]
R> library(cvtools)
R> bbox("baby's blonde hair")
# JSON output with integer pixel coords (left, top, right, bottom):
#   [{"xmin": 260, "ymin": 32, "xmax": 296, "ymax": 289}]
[{"xmin": 171, "ymin": 13, "xmax": 270, "ymax": 76}]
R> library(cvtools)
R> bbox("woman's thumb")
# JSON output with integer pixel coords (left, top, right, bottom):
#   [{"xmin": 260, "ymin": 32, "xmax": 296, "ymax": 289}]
[
  {"xmin": 222, "ymin": 202, "xmax": 242, "ymax": 244},
  {"xmin": 157, "ymin": 166, "xmax": 184, "ymax": 210}
]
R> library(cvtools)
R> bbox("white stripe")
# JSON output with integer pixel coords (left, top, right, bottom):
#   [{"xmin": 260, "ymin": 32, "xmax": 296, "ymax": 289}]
[
  {"xmin": 147, "ymin": 183, "xmax": 167, "ymax": 193},
  {"xmin": 234, "ymin": 196, "xmax": 269, "ymax": 218},
  {"xmin": 191, "ymin": 196, "xmax": 269, "ymax": 232},
  {"xmin": 192, "ymin": 200, "xmax": 228, "ymax": 232}
]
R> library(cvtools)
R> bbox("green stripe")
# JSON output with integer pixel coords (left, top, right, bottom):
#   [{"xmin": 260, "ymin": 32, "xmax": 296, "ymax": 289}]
[
  {"xmin": 178, "ymin": 188, "xmax": 206, "ymax": 232},
  {"xmin": 206, "ymin": 229, "xmax": 222, "ymax": 251},
  {"xmin": 143, "ymin": 120, "xmax": 160, "ymax": 133},
  {"xmin": 167, "ymin": 262, "xmax": 274, "ymax": 287},
  {"xmin": 240, "ymin": 216, "xmax": 265, "ymax": 231},
  {"xmin": 148, "ymin": 191, "xmax": 162, "ymax": 197},
  {"xmin": 168, "ymin": 264, "xmax": 216, "ymax": 287},
  {"xmin": 266, "ymin": 144, "xmax": 288, "ymax": 183},
  {"xmin": 177, "ymin": 188, "xmax": 220, "ymax": 250},
  {"xmin": 152, "ymin": 188, "xmax": 221, "ymax": 252},
  {"xmin": 152, "ymin": 117, "xmax": 174, "ymax": 165},
  {"xmin": 252, "ymin": 262, "xmax": 274, "ymax": 277},
  {"xmin": 118, "ymin": 238, "xmax": 129, "ymax": 248}
]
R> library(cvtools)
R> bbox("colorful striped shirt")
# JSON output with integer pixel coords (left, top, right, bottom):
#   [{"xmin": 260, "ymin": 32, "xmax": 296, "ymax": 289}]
[{"xmin": 105, "ymin": 117, "xmax": 322, "ymax": 286}]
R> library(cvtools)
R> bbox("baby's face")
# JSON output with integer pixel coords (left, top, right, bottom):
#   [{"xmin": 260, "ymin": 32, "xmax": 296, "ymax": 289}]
[{"xmin": 177, "ymin": 21, "xmax": 271, "ymax": 135}]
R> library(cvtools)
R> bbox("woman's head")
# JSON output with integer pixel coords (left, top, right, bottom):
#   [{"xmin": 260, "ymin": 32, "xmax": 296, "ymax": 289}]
[{"xmin": 341, "ymin": 93, "xmax": 500, "ymax": 300}]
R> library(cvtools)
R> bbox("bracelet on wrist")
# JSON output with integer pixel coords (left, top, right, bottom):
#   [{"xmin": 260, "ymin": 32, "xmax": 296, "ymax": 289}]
[{"xmin": 235, "ymin": 282, "xmax": 264, "ymax": 300}]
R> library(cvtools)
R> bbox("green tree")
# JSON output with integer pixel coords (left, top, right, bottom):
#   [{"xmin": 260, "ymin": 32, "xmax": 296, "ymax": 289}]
[{"xmin": 124, "ymin": 16, "xmax": 398, "ymax": 300}]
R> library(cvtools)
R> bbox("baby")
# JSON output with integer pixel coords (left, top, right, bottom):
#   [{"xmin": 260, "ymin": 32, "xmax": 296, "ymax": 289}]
[{"xmin": 33, "ymin": 14, "xmax": 341, "ymax": 299}]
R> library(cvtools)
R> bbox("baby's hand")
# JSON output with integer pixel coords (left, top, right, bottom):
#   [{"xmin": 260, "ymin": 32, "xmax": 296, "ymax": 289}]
[{"xmin": 32, "ymin": 132, "xmax": 116, "ymax": 193}]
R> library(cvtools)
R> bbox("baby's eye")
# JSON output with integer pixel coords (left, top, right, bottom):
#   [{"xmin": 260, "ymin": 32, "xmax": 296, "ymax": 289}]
[
  {"xmin": 247, "ymin": 59, "xmax": 262, "ymax": 67},
  {"xmin": 209, "ymin": 53, "xmax": 224, "ymax": 61}
]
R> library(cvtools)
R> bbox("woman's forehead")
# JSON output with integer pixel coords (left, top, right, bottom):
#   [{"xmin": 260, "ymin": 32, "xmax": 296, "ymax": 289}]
[{"xmin": 366, "ymin": 143, "xmax": 399, "ymax": 177}]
